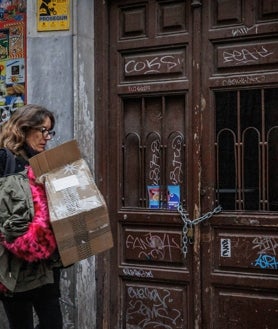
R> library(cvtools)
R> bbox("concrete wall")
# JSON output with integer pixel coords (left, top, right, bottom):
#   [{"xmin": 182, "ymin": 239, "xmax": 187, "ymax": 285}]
[
  {"xmin": 71, "ymin": 1, "xmax": 97, "ymax": 328},
  {"xmin": 27, "ymin": 1, "xmax": 73, "ymax": 146},
  {"xmin": 0, "ymin": 1, "xmax": 96, "ymax": 328}
]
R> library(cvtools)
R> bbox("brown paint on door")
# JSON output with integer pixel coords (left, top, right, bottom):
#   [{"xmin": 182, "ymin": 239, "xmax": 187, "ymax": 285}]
[{"xmin": 95, "ymin": 1, "xmax": 278, "ymax": 328}]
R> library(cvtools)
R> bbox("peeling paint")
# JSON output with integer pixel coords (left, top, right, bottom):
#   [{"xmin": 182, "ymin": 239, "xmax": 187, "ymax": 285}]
[{"xmin": 201, "ymin": 95, "xmax": 206, "ymax": 111}]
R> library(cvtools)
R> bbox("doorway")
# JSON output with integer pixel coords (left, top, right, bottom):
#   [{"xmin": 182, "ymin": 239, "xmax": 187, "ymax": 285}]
[{"xmin": 95, "ymin": 1, "xmax": 278, "ymax": 328}]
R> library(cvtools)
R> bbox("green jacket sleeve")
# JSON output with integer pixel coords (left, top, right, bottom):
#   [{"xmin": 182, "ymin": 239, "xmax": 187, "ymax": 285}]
[{"xmin": 0, "ymin": 170, "xmax": 34, "ymax": 243}]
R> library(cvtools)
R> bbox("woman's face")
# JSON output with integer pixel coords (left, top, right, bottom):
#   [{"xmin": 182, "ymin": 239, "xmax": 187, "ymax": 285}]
[{"xmin": 25, "ymin": 116, "xmax": 53, "ymax": 153}]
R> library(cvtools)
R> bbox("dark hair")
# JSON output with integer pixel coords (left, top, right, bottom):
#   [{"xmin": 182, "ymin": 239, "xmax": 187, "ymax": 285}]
[{"xmin": 0, "ymin": 104, "xmax": 55, "ymax": 154}]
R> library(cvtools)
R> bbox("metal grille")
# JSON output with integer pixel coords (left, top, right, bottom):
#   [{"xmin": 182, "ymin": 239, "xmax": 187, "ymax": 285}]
[
  {"xmin": 215, "ymin": 88, "xmax": 278, "ymax": 211},
  {"xmin": 121, "ymin": 94, "xmax": 186, "ymax": 210}
]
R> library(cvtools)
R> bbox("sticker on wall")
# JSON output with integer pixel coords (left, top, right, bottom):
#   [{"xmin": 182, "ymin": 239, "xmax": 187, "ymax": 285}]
[
  {"xmin": 221, "ymin": 238, "xmax": 231, "ymax": 257},
  {"xmin": 0, "ymin": 0, "xmax": 26, "ymax": 125},
  {"xmin": 167, "ymin": 185, "xmax": 180, "ymax": 210},
  {"xmin": 6, "ymin": 58, "xmax": 24, "ymax": 84},
  {"xmin": 147, "ymin": 185, "xmax": 160, "ymax": 209},
  {"xmin": 37, "ymin": 0, "xmax": 70, "ymax": 31}
]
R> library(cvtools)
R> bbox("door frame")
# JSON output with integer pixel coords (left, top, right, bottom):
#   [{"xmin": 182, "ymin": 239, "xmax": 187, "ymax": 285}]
[{"xmin": 94, "ymin": 2, "xmax": 112, "ymax": 329}]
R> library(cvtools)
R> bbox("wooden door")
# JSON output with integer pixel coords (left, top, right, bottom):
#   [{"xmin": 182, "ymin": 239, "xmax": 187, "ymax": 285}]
[
  {"xmin": 107, "ymin": 1, "xmax": 199, "ymax": 328},
  {"xmin": 201, "ymin": 1, "xmax": 278, "ymax": 328},
  {"xmin": 94, "ymin": 1, "xmax": 278, "ymax": 328}
]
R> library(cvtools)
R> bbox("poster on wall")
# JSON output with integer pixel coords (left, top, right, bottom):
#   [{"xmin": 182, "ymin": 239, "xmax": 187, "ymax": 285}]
[
  {"xmin": 37, "ymin": 0, "xmax": 70, "ymax": 32},
  {"xmin": 0, "ymin": 0, "xmax": 26, "ymax": 125}
]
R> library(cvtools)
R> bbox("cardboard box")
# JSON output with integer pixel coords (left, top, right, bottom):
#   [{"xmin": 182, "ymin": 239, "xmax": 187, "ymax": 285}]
[{"xmin": 30, "ymin": 140, "xmax": 113, "ymax": 266}]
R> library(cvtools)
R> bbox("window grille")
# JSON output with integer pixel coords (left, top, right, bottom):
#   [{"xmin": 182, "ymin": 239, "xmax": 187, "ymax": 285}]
[
  {"xmin": 215, "ymin": 88, "xmax": 278, "ymax": 211},
  {"xmin": 121, "ymin": 94, "xmax": 186, "ymax": 210}
]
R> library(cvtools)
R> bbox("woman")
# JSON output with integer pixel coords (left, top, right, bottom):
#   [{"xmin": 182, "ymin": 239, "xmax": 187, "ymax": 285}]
[{"xmin": 0, "ymin": 104, "xmax": 63, "ymax": 329}]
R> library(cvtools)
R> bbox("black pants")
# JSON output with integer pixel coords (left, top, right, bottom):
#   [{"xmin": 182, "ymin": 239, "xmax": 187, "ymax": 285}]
[
  {"xmin": 3, "ymin": 294, "xmax": 63, "ymax": 329},
  {"xmin": 1, "ymin": 271, "xmax": 62, "ymax": 329}
]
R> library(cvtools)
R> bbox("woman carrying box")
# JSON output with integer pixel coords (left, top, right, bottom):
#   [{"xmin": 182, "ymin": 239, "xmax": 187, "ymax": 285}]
[{"xmin": 0, "ymin": 104, "xmax": 63, "ymax": 329}]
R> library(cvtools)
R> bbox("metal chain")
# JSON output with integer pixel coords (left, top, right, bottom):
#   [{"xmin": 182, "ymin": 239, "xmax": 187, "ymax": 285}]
[{"xmin": 178, "ymin": 204, "xmax": 222, "ymax": 258}]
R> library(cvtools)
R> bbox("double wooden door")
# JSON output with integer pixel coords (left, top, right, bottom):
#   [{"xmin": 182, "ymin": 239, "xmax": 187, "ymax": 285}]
[{"xmin": 95, "ymin": 1, "xmax": 278, "ymax": 328}]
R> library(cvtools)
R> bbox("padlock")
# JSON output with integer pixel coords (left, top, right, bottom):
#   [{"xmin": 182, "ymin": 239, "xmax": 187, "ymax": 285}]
[{"xmin": 187, "ymin": 227, "xmax": 194, "ymax": 239}]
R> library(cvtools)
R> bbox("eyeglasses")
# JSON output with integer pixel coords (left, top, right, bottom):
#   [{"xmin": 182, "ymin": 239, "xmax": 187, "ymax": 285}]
[{"xmin": 36, "ymin": 127, "xmax": 56, "ymax": 139}]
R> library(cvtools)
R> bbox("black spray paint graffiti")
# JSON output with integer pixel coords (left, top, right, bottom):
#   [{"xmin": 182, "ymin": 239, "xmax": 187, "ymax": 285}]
[{"xmin": 220, "ymin": 238, "xmax": 231, "ymax": 257}]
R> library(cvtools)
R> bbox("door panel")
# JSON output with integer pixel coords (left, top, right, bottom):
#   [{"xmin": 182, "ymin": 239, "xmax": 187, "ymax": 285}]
[
  {"xmin": 123, "ymin": 282, "xmax": 187, "ymax": 328},
  {"xmin": 202, "ymin": 214, "xmax": 278, "ymax": 329}
]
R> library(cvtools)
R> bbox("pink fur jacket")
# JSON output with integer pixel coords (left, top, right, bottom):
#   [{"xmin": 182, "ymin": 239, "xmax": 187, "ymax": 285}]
[{"xmin": 1, "ymin": 166, "xmax": 57, "ymax": 262}]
